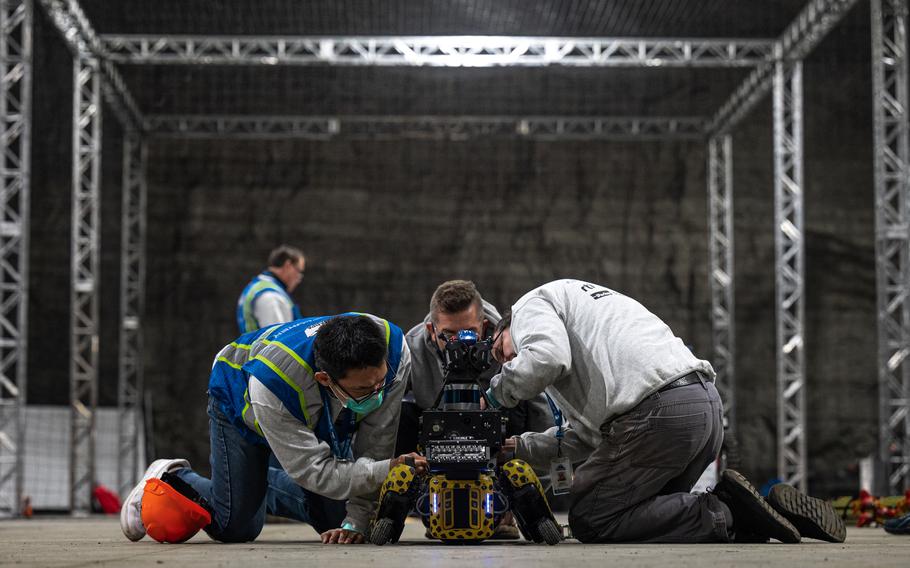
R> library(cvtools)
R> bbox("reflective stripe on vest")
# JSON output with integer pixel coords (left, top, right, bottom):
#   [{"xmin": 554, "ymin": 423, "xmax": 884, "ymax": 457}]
[
  {"xmin": 216, "ymin": 324, "xmax": 282, "ymax": 435},
  {"xmin": 239, "ymin": 275, "xmax": 291, "ymax": 333},
  {"xmin": 241, "ymin": 315, "xmax": 396, "ymax": 435}
]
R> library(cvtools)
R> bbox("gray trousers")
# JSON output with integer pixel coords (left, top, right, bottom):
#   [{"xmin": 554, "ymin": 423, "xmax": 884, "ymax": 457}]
[{"xmin": 567, "ymin": 381, "xmax": 732, "ymax": 543}]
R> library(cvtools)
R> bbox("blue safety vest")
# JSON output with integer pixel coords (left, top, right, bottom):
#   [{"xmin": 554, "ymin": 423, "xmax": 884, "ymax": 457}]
[
  {"xmin": 235, "ymin": 271, "xmax": 303, "ymax": 334},
  {"xmin": 208, "ymin": 313, "xmax": 404, "ymax": 452}
]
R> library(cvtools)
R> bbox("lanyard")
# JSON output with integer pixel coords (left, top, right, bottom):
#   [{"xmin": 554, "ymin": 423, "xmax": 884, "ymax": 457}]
[
  {"xmin": 544, "ymin": 393, "xmax": 564, "ymax": 457},
  {"xmin": 320, "ymin": 387, "xmax": 356, "ymax": 461}
]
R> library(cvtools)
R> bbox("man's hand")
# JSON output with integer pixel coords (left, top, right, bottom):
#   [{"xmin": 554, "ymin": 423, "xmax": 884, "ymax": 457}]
[
  {"xmin": 391, "ymin": 452, "xmax": 428, "ymax": 475},
  {"xmin": 497, "ymin": 436, "xmax": 518, "ymax": 464},
  {"xmin": 320, "ymin": 527, "xmax": 364, "ymax": 544}
]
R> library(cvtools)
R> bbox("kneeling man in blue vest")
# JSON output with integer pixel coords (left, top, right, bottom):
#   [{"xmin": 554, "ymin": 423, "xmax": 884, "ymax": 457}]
[{"xmin": 120, "ymin": 313, "xmax": 426, "ymax": 544}]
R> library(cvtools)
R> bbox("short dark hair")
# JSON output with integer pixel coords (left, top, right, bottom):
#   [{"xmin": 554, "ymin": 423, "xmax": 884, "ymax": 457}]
[
  {"xmin": 314, "ymin": 315, "xmax": 386, "ymax": 380},
  {"xmin": 430, "ymin": 280, "xmax": 483, "ymax": 322},
  {"xmin": 268, "ymin": 245, "xmax": 304, "ymax": 268},
  {"xmin": 493, "ymin": 309, "xmax": 512, "ymax": 338}
]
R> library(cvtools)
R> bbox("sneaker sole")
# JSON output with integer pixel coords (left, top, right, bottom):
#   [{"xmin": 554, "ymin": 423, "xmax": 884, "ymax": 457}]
[
  {"xmin": 120, "ymin": 458, "xmax": 189, "ymax": 541},
  {"xmin": 721, "ymin": 470, "xmax": 801, "ymax": 544},
  {"xmin": 768, "ymin": 483, "xmax": 846, "ymax": 543}
]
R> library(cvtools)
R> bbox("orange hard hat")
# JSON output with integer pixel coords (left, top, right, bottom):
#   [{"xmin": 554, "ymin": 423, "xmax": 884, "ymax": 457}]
[{"xmin": 141, "ymin": 476, "xmax": 212, "ymax": 543}]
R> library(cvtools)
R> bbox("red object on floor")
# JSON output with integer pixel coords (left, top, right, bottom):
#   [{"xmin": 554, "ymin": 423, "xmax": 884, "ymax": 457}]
[{"xmin": 93, "ymin": 484, "xmax": 122, "ymax": 514}]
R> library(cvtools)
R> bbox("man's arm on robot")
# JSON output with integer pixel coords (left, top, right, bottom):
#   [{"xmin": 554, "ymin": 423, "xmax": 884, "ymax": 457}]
[
  {"xmin": 249, "ymin": 377, "xmax": 392, "ymax": 501},
  {"xmin": 513, "ymin": 424, "xmax": 595, "ymax": 471},
  {"xmin": 344, "ymin": 341, "xmax": 427, "ymax": 534},
  {"xmin": 490, "ymin": 298, "xmax": 572, "ymax": 408}
]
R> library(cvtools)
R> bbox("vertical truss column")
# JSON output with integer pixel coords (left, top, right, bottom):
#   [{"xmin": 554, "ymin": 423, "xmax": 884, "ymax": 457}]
[
  {"xmin": 0, "ymin": 0, "xmax": 30, "ymax": 518},
  {"xmin": 117, "ymin": 132, "xmax": 146, "ymax": 496},
  {"xmin": 773, "ymin": 56, "xmax": 807, "ymax": 491},
  {"xmin": 872, "ymin": 0, "xmax": 910, "ymax": 493},
  {"xmin": 708, "ymin": 135, "xmax": 737, "ymax": 431},
  {"xmin": 70, "ymin": 53, "xmax": 100, "ymax": 515}
]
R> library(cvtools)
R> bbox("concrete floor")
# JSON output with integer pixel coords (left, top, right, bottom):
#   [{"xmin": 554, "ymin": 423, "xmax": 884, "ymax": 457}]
[{"xmin": 2, "ymin": 516, "xmax": 908, "ymax": 567}]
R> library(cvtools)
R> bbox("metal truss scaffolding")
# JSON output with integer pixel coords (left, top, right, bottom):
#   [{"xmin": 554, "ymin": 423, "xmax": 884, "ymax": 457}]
[
  {"xmin": 706, "ymin": 0, "xmax": 858, "ymax": 488},
  {"xmin": 710, "ymin": 0, "xmax": 860, "ymax": 135},
  {"xmin": 707, "ymin": 135, "xmax": 736, "ymax": 431},
  {"xmin": 39, "ymin": 0, "xmax": 150, "ymax": 505},
  {"xmin": 145, "ymin": 115, "xmax": 708, "ymax": 141},
  {"xmin": 773, "ymin": 57, "xmax": 808, "ymax": 491},
  {"xmin": 100, "ymin": 35, "xmax": 774, "ymax": 68},
  {"xmin": 70, "ymin": 53, "xmax": 100, "ymax": 515},
  {"xmin": 27, "ymin": 0, "xmax": 878, "ymax": 508},
  {"xmin": 117, "ymin": 133, "xmax": 146, "ymax": 496},
  {"xmin": 872, "ymin": 0, "xmax": 910, "ymax": 493},
  {"xmin": 38, "ymin": 0, "xmax": 142, "ymax": 130},
  {"xmin": 0, "ymin": 0, "xmax": 30, "ymax": 518}
]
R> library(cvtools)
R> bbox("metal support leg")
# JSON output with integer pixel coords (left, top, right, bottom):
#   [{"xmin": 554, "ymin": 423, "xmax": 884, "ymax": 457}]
[
  {"xmin": 708, "ymin": 135, "xmax": 736, "ymax": 431},
  {"xmin": 117, "ymin": 132, "xmax": 146, "ymax": 496},
  {"xmin": 773, "ymin": 57, "xmax": 807, "ymax": 491},
  {"xmin": 0, "ymin": 0, "xmax": 30, "ymax": 518},
  {"xmin": 872, "ymin": 0, "xmax": 910, "ymax": 493},
  {"xmin": 70, "ymin": 53, "xmax": 100, "ymax": 515}
]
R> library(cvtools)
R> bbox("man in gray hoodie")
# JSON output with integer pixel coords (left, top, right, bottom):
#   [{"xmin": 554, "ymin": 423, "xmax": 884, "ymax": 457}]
[{"xmin": 486, "ymin": 279, "xmax": 845, "ymax": 544}]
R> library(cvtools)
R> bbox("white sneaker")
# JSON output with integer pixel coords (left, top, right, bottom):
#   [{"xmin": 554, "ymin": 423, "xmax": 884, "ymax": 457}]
[{"xmin": 120, "ymin": 458, "xmax": 190, "ymax": 541}]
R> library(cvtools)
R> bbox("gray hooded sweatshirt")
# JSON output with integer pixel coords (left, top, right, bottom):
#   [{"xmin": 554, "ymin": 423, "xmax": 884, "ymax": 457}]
[{"xmin": 489, "ymin": 279, "xmax": 715, "ymax": 470}]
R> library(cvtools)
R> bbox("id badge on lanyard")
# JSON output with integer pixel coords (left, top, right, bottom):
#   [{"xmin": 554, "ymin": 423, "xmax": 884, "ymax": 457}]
[{"xmin": 545, "ymin": 394, "xmax": 573, "ymax": 495}]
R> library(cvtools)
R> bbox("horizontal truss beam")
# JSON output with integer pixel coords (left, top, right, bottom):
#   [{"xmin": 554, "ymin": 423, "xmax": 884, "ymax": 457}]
[
  {"xmin": 100, "ymin": 35, "xmax": 774, "ymax": 68},
  {"xmin": 37, "ymin": 0, "xmax": 143, "ymax": 130},
  {"xmin": 144, "ymin": 115, "xmax": 708, "ymax": 141}
]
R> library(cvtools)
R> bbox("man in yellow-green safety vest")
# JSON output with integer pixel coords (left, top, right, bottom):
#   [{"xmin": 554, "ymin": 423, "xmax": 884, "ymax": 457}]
[{"xmin": 236, "ymin": 245, "xmax": 306, "ymax": 333}]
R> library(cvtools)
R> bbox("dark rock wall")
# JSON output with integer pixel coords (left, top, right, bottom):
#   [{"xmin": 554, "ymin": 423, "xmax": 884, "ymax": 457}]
[{"xmin": 28, "ymin": 4, "xmax": 876, "ymax": 494}]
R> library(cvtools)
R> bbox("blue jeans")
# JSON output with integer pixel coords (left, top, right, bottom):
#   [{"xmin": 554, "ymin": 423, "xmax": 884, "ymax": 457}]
[{"xmin": 174, "ymin": 396, "xmax": 347, "ymax": 542}]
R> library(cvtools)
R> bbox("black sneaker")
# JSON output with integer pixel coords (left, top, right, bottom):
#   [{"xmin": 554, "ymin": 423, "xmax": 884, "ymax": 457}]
[
  {"xmin": 714, "ymin": 469, "xmax": 800, "ymax": 544},
  {"xmin": 767, "ymin": 483, "xmax": 846, "ymax": 543}
]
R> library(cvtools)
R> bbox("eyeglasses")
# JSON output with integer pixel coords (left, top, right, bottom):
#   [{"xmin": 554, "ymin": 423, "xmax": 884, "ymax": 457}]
[
  {"xmin": 331, "ymin": 366, "xmax": 399, "ymax": 404},
  {"xmin": 432, "ymin": 324, "xmax": 485, "ymax": 345},
  {"xmin": 433, "ymin": 325, "xmax": 456, "ymax": 344}
]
